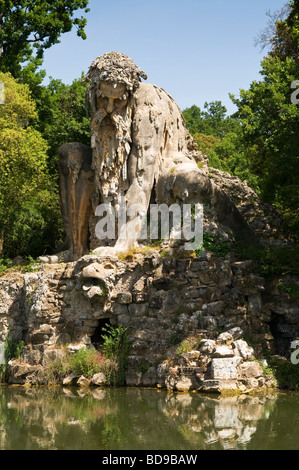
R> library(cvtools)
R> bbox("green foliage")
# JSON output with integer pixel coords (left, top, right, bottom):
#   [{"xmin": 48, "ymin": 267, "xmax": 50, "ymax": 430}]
[
  {"xmin": 195, "ymin": 232, "xmax": 230, "ymax": 258},
  {"xmin": 45, "ymin": 355, "xmax": 71, "ymax": 385},
  {"xmin": 168, "ymin": 331, "xmax": 183, "ymax": 347},
  {"xmin": 68, "ymin": 348, "xmax": 105, "ymax": 379},
  {"xmin": 183, "ymin": 4, "xmax": 299, "ymax": 242},
  {"xmin": 0, "ymin": 72, "xmax": 63, "ymax": 258},
  {"xmin": 183, "ymin": 102, "xmax": 259, "ymax": 192},
  {"xmin": 193, "ymin": 132, "xmax": 220, "ymax": 155},
  {"xmin": 236, "ymin": 242, "xmax": 299, "ymax": 277},
  {"xmin": 21, "ymin": 256, "xmax": 41, "ymax": 273},
  {"xmin": 138, "ymin": 360, "xmax": 151, "ymax": 374},
  {"xmin": 100, "ymin": 324, "xmax": 131, "ymax": 386},
  {"xmin": 0, "ymin": 336, "xmax": 24, "ymax": 382},
  {"xmin": 0, "ymin": 0, "xmax": 90, "ymax": 77},
  {"xmin": 0, "ymin": 4, "xmax": 91, "ymax": 260},
  {"xmin": 177, "ymin": 340, "xmax": 193, "ymax": 355},
  {"xmin": 35, "ymin": 77, "xmax": 91, "ymax": 176},
  {"xmin": 0, "ymin": 258, "xmax": 12, "ymax": 277},
  {"xmin": 268, "ymin": 356, "xmax": 299, "ymax": 390},
  {"xmin": 207, "ymin": 132, "xmax": 260, "ymax": 192},
  {"xmin": 230, "ymin": 2, "xmax": 299, "ymax": 240},
  {"xmin": 276, "ymin": 281, "xmax": 299, "ymax": 301},
  {"xmin": 43, "ymin": 347, "xmax": 105, "ymax": 384},
  {"xmin": 231, "ymin": 55, "xmax": 299, "ymax": 235},
  {"xmin": 176, "ymin": 335, "xmax": 202, "ymax": 355},
  {"xmin": 183, "ymin": 101, "xmax": 237, "ymax": 139}
]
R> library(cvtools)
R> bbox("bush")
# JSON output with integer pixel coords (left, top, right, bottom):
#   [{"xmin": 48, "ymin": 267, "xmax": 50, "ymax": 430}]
[
  {"xmin": 0, "ymin": 336, "xmax": 24, "ymax": 382},
  {"xmin": 100, "ymin": 324, "xmax": 131, "ymax": 386},
  {"xmin": 43, "ymin": 347, "xmax": 106, "ymax": 384},
  {"xmin": 177, "ymin": 340, "xmax": 193, "ymax": 355},
  {"xmin": 0, "ymin": 258, "xmax": 12, "ymax": 277},
  {"xmin": 268, "ymin": 356, "xmax": 299, "ymax": 390},
  {"xmin": 236, "ymin": 242, "xmax": 299, "ymax": 276},
  {"xmin": 195, "ymin": 232, "xmax": 230, "ymax": 258},
  {"xmin": 68, "ymin": 348, "xmax": 105, "ymax": 378}
]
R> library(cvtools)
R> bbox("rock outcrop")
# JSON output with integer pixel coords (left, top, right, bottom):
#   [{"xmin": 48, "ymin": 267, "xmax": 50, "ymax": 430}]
[{"xmin": 0, "ymin": 247, "xmax": 289, "ymax": 393}]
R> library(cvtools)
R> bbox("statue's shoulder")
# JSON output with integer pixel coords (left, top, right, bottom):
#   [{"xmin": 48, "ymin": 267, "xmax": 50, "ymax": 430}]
[
  {"xmin": 134, "ymin": 83, "xmax": 179, "ymax": 110},
  {"xmin": 134, "ymin": 82, "xmax": 160, "ymax": 102}
]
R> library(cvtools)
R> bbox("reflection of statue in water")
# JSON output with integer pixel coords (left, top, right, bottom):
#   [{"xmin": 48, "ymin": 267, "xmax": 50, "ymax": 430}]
[{"xmin": 59, "ymin": 52, "xmax": 252, "ymax": 261}]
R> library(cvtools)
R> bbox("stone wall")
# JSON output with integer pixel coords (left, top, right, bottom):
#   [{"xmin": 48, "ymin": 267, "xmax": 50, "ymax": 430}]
[{"xmin": 0, "ymin": 249, "xmax": 297, "ymax": 392}]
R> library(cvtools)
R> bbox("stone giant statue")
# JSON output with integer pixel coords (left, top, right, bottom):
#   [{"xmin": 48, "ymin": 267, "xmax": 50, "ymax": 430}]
[{"xmin": 58, "ymin": 52, "xmax": 252, "ymax": 261}]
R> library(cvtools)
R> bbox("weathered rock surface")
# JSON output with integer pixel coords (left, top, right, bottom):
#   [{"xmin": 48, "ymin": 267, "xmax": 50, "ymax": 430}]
[{"xmin": 0, "ymin": 248, "xmax": 290, "ymax": 394}]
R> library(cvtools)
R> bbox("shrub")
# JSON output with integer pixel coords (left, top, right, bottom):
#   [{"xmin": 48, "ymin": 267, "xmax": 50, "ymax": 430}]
[
  {"xmin": 195, "ymin": 232, "xmax": 230, "ymax": 258},
  {"xmin": 177, "ymin": 340, "xmax": 193, "ymax": 355},
  {"xmin": 268, "ymin": 356, "xmax": 299, "ymax": 390},
  {"xmin": 45, "ymin": 355, "xmax": 71, "ymax": 385},
  {"xmin": 0, "ymin": 336, "xmax": 24, "ymax": 382},
  {"xmin": 68, "ymin": 348, "xmax": 105, "ymax": 378},
  {"xmin": 0, "ymin": 258, "xmax": 12, "ymax": 277},
  {"xmin": 100, "ymin": 324, "xmax": 131, "ymax": 386}
]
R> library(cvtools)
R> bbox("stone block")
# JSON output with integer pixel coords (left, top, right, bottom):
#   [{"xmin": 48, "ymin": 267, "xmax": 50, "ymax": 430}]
[
  {"xmin": 175, "ymin": 375, "xmax": 197, "ymax": 392},
  {"xmin": 232, "ymin": 340, "xmax": 254, "ymax": 360},
  {"xmin": 91, "ymin": 372, "xmax": 106, "ymax": 386},
  {"xmin": 141, "ymin": 367, "xmax": 158, "ymax": 387},
  {"xmin": 42, "ymin": 349, "xmax": 65, "ymax": 365},
  {"xmin": 63, "ymin": 373, "xmax": 79, "ymax": 386},
  {"xmin": 128, "ymin": 303, "xmax": 149, "ymax": 316},
  {"xmin": 217, "ymin": 332, "xmax": 233, "ymax": 343},
  {"xmin": 149, "ymin": 296, "xmax": 163, "ymax": 309},
  {"xmin": 133, "ymin": 293, "xmax": 149, "ymax": 303},
  {"xmin": 199, "ymin": 339, "xmax": 216, "ymax": 355},
  {"xmin": 82, "ymin": 262, "xmax": 114, "ymax": 281},
  {"xmin": 248, "ymin": 295, "xmax": 262, "ymax": 315},
  {"xmin": 77, "ymin": 375, "xmax": 91, "ymax": 387},
  {"xmin": 117, "ymin": 292, "xmax": 132, "ymax": 304},
  {"xmin": 199, "ymin": 315, "xmax": 218, "ymax": 330},
  {"xmin": 21, "ymin": 347, "xmax": 42, "ymax": 365},
  {"xmin": 198, "ymin": 379, "xmax": 239, "ymax": 394},
  {"xmin": 237, "ymin": 361, "xmax": 263, "ymax": 379},
  {"xmin": 213, "ymin": 345, "xmax": 235, "ymax": 358},
  {"xmin": 209, "ymin": 357, "xmax": 243, "ymax": 380}
]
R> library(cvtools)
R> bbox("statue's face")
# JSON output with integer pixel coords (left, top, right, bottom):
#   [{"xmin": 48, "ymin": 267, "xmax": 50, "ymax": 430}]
[{"xmin": 98, "ymin": 82, "xmax": 128, "ymax": 114}]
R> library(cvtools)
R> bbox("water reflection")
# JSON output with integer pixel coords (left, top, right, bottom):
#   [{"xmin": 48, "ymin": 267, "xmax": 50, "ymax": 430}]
[{"xmin": 0, "ymin": 386, "xmax": 298, "ymax": 450}]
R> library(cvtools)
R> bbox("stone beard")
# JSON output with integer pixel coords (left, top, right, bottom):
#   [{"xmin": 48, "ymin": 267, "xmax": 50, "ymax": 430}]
[{"xmin": 90, "ymin": 102, "xmax": 133, "ymax": 204}]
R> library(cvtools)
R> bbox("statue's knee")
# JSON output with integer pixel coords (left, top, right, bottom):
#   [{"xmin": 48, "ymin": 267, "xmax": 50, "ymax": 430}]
[{"xmin": 58, "ymin": 142, "xmax": 92, "ymax": 175}]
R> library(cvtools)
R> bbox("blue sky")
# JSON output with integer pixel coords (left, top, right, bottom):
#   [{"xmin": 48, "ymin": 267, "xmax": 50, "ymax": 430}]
[{"xmin": 41, "ymin": 0, "xmax": 287, "ymax": 115}]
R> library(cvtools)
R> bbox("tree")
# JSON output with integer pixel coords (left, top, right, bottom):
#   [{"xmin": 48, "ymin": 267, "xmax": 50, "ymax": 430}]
[
  {"xmin": 0, "ymin": 72, "xmax": 63, "ymax": 257},
  {"xmin": 231, "ymin": 0, "xmax": 299, "ymax": 240},
  {"xmin": 0, "ymin": 0, "xmax": 90, "ymax": 76},
  {"xmin": 254, "ymin": 4, "xmax": 291, "ymax": 53},
  {"xmin": 182, "ymin": 102, "xmax": 258, "ymax": 189},
  {"xmin": 35, "ymin": 76, "xmax": 90, "ymax": 176},
  {"xmin": 183, "ymin": 101, "xmax": 242, "ymax": 139}
]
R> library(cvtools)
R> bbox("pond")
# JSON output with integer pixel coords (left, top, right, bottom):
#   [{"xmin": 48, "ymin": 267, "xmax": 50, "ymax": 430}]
[{"xmin": 0, "ymin": 386, "xmax": 298, "ymax": 451}]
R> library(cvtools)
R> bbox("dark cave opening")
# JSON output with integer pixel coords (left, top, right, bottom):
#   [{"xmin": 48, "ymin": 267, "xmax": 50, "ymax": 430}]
[
  {"xmin": 91, "ymin": 318, "xmax": 112, "ymax": 349},
  {"xmin": 269, "ymin": 312, "xmax": 295, "ymax": 357}
]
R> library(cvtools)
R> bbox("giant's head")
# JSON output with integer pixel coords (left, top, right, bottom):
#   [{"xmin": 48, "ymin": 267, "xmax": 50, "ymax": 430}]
[{"xmin": 83, "ymin": 52, "xmax": 148, "ymax": 115}]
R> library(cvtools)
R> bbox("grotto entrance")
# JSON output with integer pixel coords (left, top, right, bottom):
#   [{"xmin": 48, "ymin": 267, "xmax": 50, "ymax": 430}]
[
  {"xmin": 91, "ymin": 318, "xmax": 111, "ymax": 350},
  {"xmin": 269, "ymin": 312, "xmax": 295, "ymax": 357}
]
